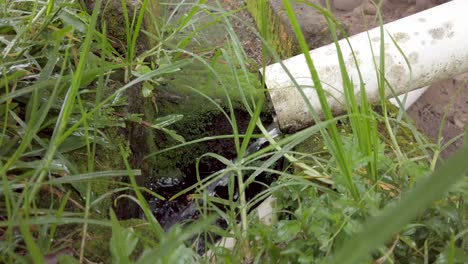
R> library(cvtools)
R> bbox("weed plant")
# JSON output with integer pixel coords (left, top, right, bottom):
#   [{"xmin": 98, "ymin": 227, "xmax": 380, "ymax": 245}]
[{"xmin": 0, "ymin": 0, "xmax": 467, "ymax": 263}]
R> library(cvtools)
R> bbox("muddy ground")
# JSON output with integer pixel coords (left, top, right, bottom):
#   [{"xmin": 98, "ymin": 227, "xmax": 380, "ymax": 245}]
[{"xmin": 224, "ymin": 0, "xmax": 467, "ymax": 157}]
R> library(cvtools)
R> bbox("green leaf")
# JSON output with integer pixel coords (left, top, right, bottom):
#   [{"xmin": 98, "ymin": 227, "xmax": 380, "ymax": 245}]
[
  {"xmin": 435, "ymin": 245, "xmax": 468, "ymax": 264},
  {"xmin": 58, "ymin": 131, "xmax": 109, "ymax": 153},
  {"xmin": 59, "ymin": 11, "xmax": 86, "ymax": 33},
  {"xmin": 9, "ymin": 160, "xmax": 69, "ymax": 176},
  {"xmin": 160, "ymin": 127, "xmax": 185, "ymax": 143},
  {"xmin": 0, "ymin": 70, "xmax": 29, "ymax": 89},
  {"xmin": 122, "ymin": 227, "xmax": 139, "ymax": 257},
  {"xmin": 0, "ymin": 102, "xmax": 18, "ymax": 114},
  {"xmin": 276, "ymin": 220, "xmax": 301, "ymax": 242},
  {"xmin": 141, "ymin": 82, "xmax": 154, "ymax": 98},
  {"xmin": 123, "ymin": 114, "xmax": 143, "ymax": 123},
  {"xmin": 19, "ymin": 218, "xmax": 45, "ymax": 264},
  {"xmin": 149, "ymin": 114, "xmax": 185, "ymax": 143},
  {"xmin": 331, "ymin": 144, "xmax": 468, "ymax": 264},
  {"xmin": 110, "ymin": 210, "xmax": 139, "ymax": 264},
  {"xmin": 135, "ymin": 217, "xmax": 215, "ymax": 264},
  {"xmin": 152, "ymin": 114, "xmax": 184, "ymax": 128},
  {"xmin": 135, "ymin": 65, "xmax": 152, "ymax": 75},
  {"xmin": 51, "ymin": 25, "xmax": 73, "ymax": 40},
  {"xmin": 0, "ymin": 22, "xmax": 15, "ymax": 34}
]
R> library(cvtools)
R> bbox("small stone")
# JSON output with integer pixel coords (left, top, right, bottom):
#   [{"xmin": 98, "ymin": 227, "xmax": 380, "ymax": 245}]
[
  {"xmin": 363, "ymin": 2, "xmax": 377, "ymax": 15},
  {"xmin": 332, "ymin": 0, "xmax": 362, "ymax": 11},
  {"xmin": 454, "ymin": 117, "xmax": 466, "ymax": 129},
  {"xmin": 352, "ymin": 1, "xmax": 377, "ymax": 16}
]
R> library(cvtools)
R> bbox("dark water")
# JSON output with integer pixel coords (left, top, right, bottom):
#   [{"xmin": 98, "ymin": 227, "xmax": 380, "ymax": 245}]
[{"xmin": 147, "ymin": 123, "xmax": 282, "ymax": 230}]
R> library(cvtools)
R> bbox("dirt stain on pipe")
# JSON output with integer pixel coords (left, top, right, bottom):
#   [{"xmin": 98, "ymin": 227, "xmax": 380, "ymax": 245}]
[
  {"xmin": 408, "ymin": 52, "xmax": 419, "ymax": 64},
  {"xmin": 393, "ymin": 32, "xmax": 410, "ymax": 43},
  {"xmin": 428, "ymin": 22, "xmax": 454, "ymax": 40},
  {"xmin": 347, "ymin": 51, "xmax": 362, "ymax": 68},
  {"xmin": 388, "ymin": 65, "xmax": 407, "ymax": 85}
]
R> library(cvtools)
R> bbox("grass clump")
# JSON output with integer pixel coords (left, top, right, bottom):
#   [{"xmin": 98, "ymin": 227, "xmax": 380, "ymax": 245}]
[{"xmin": 0, "ymin": 0, "xmax": 467, "ymax": 263}]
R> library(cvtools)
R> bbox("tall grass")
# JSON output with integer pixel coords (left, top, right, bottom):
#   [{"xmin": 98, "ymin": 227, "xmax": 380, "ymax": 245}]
[
  {"xmin": 271, "ymin": 0, "xmax": 467, "ymax": 262},
  {"xmin": 0, "ymin": 0, "xmax": 166, "ymax": 261},
  {"xmin": 0, "ymin": 0, "xmax": 466, "ymax": 262}
]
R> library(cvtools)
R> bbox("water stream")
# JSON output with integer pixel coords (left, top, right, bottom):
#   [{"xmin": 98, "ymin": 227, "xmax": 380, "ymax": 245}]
[{"xmin": 149, "ymin": 122, "xmax": 282, "ymax": 230}]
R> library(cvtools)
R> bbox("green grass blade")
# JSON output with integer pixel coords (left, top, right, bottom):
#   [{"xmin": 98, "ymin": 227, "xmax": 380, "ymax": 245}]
[
  {"xmin": 47, "ymin": 191, "xmax": 71, "ymax": 250},
  {"xmin": 331, "ymin": 144, "xmax": 468, "ymax": 264},
  {"xmin": 0, "ymin": 217, "xmax": 111, "ymax": 228},
  {"xmin": 109, "ymin": 210, "xmax": 132, "ymax": 264},
  {"xmin": 238, "ymin": 96, "xmax": 264, "ymax": 160},
  {"xmin": 281, "ymin": 0, "xmax": 359, "ymax": 200},
  {"xmin": 129, "ymin": 0, "xmax": 149, "ymax": 63},
  {"xmin": 27, "ymin": 0, "xmax": 104, "ymax": 204},
  {"xmin": 119, "ymin": 145, "xmax": 164, "ymax": 238},
  {"xmin": 19, "ymin": 218, "xmax": 45, "ymax": 264}
]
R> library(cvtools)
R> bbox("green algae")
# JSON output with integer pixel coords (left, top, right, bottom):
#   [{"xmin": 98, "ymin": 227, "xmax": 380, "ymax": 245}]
[
  {"xmin": 148, "ymin": 60, "xmax": 267, "ymax": 180},
  {"xmin": 62, "ymin": 128, "xmax": 128, "ymax": 216},
  {"xmin": 245, "ymin": 0, "xmax": 299, "ymax": 58},
  {"xmin": 86, "ymin": 0, "xmax": 269, "ymax": 184},
  {"xmin": 293, "ymin": 102, "xmax": 428, "ymax": 177}
]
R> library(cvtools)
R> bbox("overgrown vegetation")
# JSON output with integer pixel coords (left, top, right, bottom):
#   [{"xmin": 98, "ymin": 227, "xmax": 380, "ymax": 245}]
[{"xmin": 0, "ymin": 0, "xmax": 467, "ymax": 263}]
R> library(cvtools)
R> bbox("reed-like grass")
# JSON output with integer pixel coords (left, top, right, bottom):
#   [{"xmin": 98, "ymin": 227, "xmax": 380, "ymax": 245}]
[{"xmin": 0, "ymin": 0, "xmax": 466, "ymax": 262}]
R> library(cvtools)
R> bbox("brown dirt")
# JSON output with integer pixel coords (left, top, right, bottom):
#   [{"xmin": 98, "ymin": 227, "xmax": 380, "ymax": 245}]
[
  {"xmin": 330, "ymin": 0, "xmax": 467, "ymax": 157},
  {"xmin": 408, "ymin": 74, "xmax": 468, "ymax": 157},
  {"xmin": 337, "ymin": 0, "xmax": 467, "ymax": 158},
  {"xmin": 224, "ymin": 0, "xmax": 466, "ymax": 157}
]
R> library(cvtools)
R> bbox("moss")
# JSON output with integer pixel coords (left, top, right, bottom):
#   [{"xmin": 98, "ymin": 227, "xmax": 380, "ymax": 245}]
[
  {"xmin": 293, "ymin": 101, "xmax": 426, "ymax": 172},
  {"xmin": 62, "ymin": 128, "xmax": 128, "ymax": 217},
  {"xmin": 81, "ymin": 219, "xmax": 157, "ymax": 263},
  {"xmin": 34, "ymin": 117, "xmax": 125, "ymax": 216},
  {"xmin": 85, "ymin": 1, "xmax": 268, "ymax": 185},
  {"xmin": 245, "ymin": 0, "xmax": 299, "ymax": 58},
  {"xmin": 387, "ymin": 104, "xmax": 424, "ymax": 156},
  {"xmin": 102, "ymin": 6, "xmax": 127, "ymax": 48},
  {"xmin": 92, "ymin": 130, "xmax": 130, "ymax": 213},
  {"xmin": 163, "ymin": 60, "xmax": 263, "ymax": 108},
  {"xmin": 148, "ymin": 60, "xmax": 267, "ymax": 180},
  {"xmin": 374, "ymin": 103, "xmax": 426, "ymax": 158}
]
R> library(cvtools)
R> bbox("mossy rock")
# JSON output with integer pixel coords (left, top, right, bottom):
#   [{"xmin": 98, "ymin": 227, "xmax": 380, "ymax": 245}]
[{"xmin": 148, "ymin": 60, "xmax": 270, "ymax": 183}]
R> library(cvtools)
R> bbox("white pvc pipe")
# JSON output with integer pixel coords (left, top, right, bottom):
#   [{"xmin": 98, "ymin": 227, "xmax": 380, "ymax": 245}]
[
  {"xmin": 264, "ymin": 0, "xmax": 468, "ymax": 133},
  {"xmin": 389, "ymin": 86, "xmax": 428, "ymax": 110}
]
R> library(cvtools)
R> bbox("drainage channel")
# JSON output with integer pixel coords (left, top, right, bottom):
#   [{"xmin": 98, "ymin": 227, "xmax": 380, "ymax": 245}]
[{"xmin": 147, "ymin": 122, "xmax": 282, "ymax": 232}]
